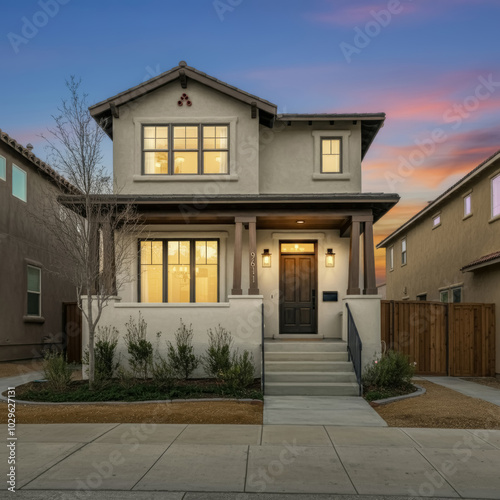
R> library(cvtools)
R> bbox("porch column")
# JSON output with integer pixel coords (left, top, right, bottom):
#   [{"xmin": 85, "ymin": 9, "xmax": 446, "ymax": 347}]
[
  {"xmin": 102, "ymin": 218, "xmax": 117, "ymax": 295},
  {"xmin": 88, "ymin": 216, "xmax": 100, "ymax": 295},
  {"xmin": 363, "ymin": 217, "xmax": 377, "ymax": 295},
  {"xmin": 231, "ymin": 219, "xmax": 243, "ymax": 295},
  {"xmin": 347, "ymin": 217, "xmax": 361, "ymax": 295},
  {"xmin": 248, "ymin": 217, "xmax": 259, "ymax": 295}
]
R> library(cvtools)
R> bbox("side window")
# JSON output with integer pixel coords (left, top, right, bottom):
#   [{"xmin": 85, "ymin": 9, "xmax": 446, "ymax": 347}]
[
  {"xmin": 389, "ymin": 246, "xmax": 394, "ymax": 271},
  {"xmin": 12, "ymin": 164, "xmax": 27, "ymax": 202},
  {"xmin": 452, "ymin": 287, "xmax": 462, "ymax": 303},
  {"xmin": 0, "ymin": 155, "xmax": 6, "ymax": 181},
  {"xmin": 27, "ymin": 266, "xmax": 41, "ymax": 316},
  {"xmin": 440, "ymin": 290, "xmax": 449, "ymax": 303},
  {"xmin": 321, "ymin": 138, "xmax": 342, "ymax": 173},
  {"xmin": 492, "ymin": 174, "xmax": 500, "ymax": 218},
  {"xmin": 401, "ymin": 238, "xmax": 407, "ymax": 266},
  {"xmin": 464, "ymin": 194, "xmax": 472, "ymax": 218}
]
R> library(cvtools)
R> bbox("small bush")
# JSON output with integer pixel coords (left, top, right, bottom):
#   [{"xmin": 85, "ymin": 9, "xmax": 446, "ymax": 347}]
[
  {"xmin": 202, "ymin": 325, "xmax": 233, "ymax": 379},
  {"xmin": 362, "ymin": 350, "xmax": 416, "ymax": 392},
  {"xmin": 152, "ymin": 333, "xmax": 176, "ymax": 391},
  {"xmin": 167, "ymin": 319, "xmax": 199, "ymax": 380},
  {"xmin": 83, "ymin": 326, "xmax": 119, "ymax": 382},
  {"xmin": 115, "ymin": 366, "xmax": 134, "ymax": 389},
  {"xmin": 221, "ymin": 350, "xmax": 255, "ymax": 391},
  {"xmin": 42, "ymin": 349, "xmax": 72, "ymax": 391},
  {"xmin": 124, "ymin": 312, "xmax": 154, "ymax": 379}
]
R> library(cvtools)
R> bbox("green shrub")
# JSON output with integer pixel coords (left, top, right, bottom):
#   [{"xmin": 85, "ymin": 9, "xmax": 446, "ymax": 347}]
[
  {"xmin": 221, "ymin": 350, "xmax": 255, "ymax": 391},
  {"xmin": 202, "ymin": 325, "xmax": 233, "ymax": 379},
  {"xmin": 83, "ymin": 326, "xmax": 119, "ymax": 382},
  {"xmin": 115, "ymin": 365, "xmax": 134, "ymax": 389},
  {"xmin": 167, "ymin": 319, "xmax": 199, "ymax": 380},
  {"xmin": 362, "ymin": 350, "xmax": 416, "ymax": 392},
  {"xmin": 42, "ymin": 349, "xmax": 72, "ymax": 391},
  {"xmin": 124, "ymin": 312, "xmax": 154, "ymax": 379},
  {"xmin": 152, "ymin": 333, "xmax": 176, "ymax": 391}
]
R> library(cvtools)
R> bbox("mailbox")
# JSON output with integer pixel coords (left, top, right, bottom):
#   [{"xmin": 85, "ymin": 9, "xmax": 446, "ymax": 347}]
[{"xmin": 323, "ymin": 291, "xmax": 338, "ymax": 302}]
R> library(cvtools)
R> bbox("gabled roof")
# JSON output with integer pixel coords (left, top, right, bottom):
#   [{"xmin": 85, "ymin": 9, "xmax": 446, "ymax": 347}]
[
  {"xmin": 377, "ymin": 149, "xmax": 500, "ymax": 248},
  {"xmin": 0, "ymin": 128, "xmax": 79, "ymax": 194},
  {"xmin": 89, "ymin": 61, "xmax": 278, "ymax": 137}
]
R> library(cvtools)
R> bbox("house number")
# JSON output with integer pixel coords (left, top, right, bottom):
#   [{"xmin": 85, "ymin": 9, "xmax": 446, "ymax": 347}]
[{"xmin": 250, "ymin": 251, "xmax": 256, "ymax": 283}]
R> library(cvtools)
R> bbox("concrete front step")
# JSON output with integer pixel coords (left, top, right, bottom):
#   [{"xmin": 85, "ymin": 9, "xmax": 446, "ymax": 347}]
[
  {"xmin": 265, "ymin": 360, "xmax": 353, "ymax": 372},
  {"xmin": 264, "ymin": 341, "xmax": 347, "ymax": 352},
  {"xmin": 265, "ymin": 371, "xmax": 357, "ymax": 383},
  {"xmin": 265, "ymin": 351, "xmax": 348, "ymax": 362},
  {"xmin": 265, "ymin": 382, "xmax": 360, "ymax": 396}
]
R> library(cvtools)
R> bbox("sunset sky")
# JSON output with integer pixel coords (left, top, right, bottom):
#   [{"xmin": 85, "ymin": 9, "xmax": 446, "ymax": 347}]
[{"xmin": 1, "ymin": 0, "xmax": 499, "ymax": 283}]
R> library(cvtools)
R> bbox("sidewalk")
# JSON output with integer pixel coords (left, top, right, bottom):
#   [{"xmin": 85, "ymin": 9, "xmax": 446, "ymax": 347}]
[
  {"xmin": 422, "ymin": 376, "xmax": 500, "ymax": 407},
  {"xmin": 3, "ymin": 423, "xmax": 500, "ymax": 497}
]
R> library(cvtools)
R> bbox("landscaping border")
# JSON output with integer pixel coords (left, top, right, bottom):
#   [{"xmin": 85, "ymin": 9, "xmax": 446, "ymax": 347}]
[{"xmin": 371, "ymin": 384, "xmax": 426, "ymax": 406}]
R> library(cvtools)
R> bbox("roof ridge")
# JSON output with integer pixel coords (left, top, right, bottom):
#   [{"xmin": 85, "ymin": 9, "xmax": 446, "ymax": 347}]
[{"xmin": 0, "ymin": 128, "xmax": 80, "ymax": 194}]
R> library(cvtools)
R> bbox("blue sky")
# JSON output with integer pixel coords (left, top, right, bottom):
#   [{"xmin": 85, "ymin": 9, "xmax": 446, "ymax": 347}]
[{"xmin": 2, "ymin": 0, "xmax": 500, "ymax": 278}]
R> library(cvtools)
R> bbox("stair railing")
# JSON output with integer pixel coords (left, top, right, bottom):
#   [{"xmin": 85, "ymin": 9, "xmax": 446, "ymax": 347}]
[{"xmin": 346, "ymin": 303, "xmax": 363, "ymax": 396}]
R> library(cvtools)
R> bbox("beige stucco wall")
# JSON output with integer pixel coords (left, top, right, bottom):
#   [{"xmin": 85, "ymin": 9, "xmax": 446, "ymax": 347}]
[
  {"xmin": 384, "ymin": 159, "xmax": 500, "ymax": 374},
  {"xmin": 116, "ymin": 225, "xmax": 356, "ymax": 339},
  {"xmin": 258, "ymin": 121, "xmax": 362, "ymax": 194},
  {"xmin": 112, "ymin": 79, "xmax": 260, "ymax": 195}
]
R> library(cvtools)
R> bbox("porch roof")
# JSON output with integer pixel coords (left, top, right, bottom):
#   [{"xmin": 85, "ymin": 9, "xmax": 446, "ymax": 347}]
[{"xmin": 58, "ymin": 192, "xmax": 399, "ymax": 230}]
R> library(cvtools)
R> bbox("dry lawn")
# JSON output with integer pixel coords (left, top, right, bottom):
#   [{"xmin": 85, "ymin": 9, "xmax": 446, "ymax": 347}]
[
  {"xmin": 0, "ymin": 360, "xmax": 44, "ymax": 378},
  {"xmin": 375, "ymin": 380, "xmax": 500, "ymax": 429}
]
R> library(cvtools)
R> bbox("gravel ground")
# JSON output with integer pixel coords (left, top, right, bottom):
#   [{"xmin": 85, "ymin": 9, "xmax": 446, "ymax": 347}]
[
  {"xmin": 375, "ymin": 379, "xmax": 500, "ymax": 429},
  {"xmin": 0, "ymin": 360, "xmax": 44, "ymax": 378}
]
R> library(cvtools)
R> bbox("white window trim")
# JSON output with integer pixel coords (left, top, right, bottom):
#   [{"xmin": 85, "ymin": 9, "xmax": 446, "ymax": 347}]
[
  {"xmin": 463, "ymin": 190, "xmax": 473, "ymax": 220},
  {"xmin": 0, "ymin": 155, "xmax": 6, "ymax": 181},
  {"xmin": 12, "ymin": 164, "xmax": 27, "ymax": 202},
  {"xmin": 133, "ymin": 117, "xmax": 239, "ymax": 181},
  {"xmin": 389, "ymin": 246, "xmax": 394, "ymax": 271},
  {"xmin": 490, "ymin": 172, "xmax": 500, "ymax": 221},
  {"xmin": 312, "ymin": 130, "xmax": 351, "ymax": 180}
]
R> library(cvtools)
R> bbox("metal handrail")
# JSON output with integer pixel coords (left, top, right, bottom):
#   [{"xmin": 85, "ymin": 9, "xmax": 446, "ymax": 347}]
[
  {"xmin": 261, "ymin": 302, "xmax": 265, "ymax": 395},
  {"xmin": 345, "ymin": 303, "xmax": 363, "ymax": 396}
]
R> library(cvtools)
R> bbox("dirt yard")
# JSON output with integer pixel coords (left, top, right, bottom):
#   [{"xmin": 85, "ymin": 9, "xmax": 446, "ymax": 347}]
[
  {"xmin": 0, "ymin": 360, "xmax": 44, "ymax": 378},
  {"xmin": 462, "ymin": 377, "xmax": 500, "ymax": 390},
  {"xmin": 375, "ymin": 380, "xmax": 500, "ymax": 429}
]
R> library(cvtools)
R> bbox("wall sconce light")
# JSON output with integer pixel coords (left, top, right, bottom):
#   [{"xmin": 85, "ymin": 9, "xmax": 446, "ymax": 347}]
[
  {"xmin": 262, "ymin": 249, "xmax": 272, "ymax": 267},
  {"xmin": 325, "ymin": 248, "xmax": 335, "ymax": 267}
]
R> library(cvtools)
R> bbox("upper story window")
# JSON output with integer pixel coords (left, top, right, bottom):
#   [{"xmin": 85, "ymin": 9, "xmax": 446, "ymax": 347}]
[
  {"xmin": 321, "ymin": 138, "xmax": 342, "ymax": 173},
  {"xmin": 432, "ymin": 214, "xmax": 441, "ymax": 227},
  {"xmin": 492, "ymin": 173, "xmax": 500, "ymax": 218},
  {"xmin": 401, "ymin": 237, "xmax": 407, "ymax": 266},
  {"xmin": 143, "ymin": 125, "xmax": 228, "ymax": 175},
  {"xmin": 464, "ymin": 193, "xmax": 472, "ymax": 218},
  {"xmin": 389, "ymin": 246, "xmax": 394, "ymax": 271},
  {"xmin": 12, "ymin": 164, "xmax": 27, "ymax": 202},
  {"xmin": 0, "ymin": 155, "xmax": 6, "ymax": 181}
]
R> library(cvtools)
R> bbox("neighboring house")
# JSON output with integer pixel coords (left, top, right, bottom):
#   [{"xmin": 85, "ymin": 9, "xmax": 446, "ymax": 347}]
[
  {"xmin": 378, "ymin": 150, "xmax": 500, "ymax": 377},
  {"xmin": 0, "ymin": 129, "xmax": 77, "ymax": 361},
  {"xmin": 84, "ymin": 61, "xmax": 399, "ymax": 394},
  {"xmin": 377, "ymin": 283, "xmax": 387, "ymax": 299}
]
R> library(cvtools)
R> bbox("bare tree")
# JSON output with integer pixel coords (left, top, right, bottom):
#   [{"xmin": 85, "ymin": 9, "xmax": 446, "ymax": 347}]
[{"xmin": 37, "ymin": 77, "xmax": 141, "ymax": 388}]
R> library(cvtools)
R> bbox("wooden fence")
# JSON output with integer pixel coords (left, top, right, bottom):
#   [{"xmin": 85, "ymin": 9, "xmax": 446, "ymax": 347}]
[
  {"xmin": 63, "ymin": 302, "xmax": 82, "ymax": 363},
  {"xmin": 381, "ymin": 301, "xmax": 495, "ymax": 376}
]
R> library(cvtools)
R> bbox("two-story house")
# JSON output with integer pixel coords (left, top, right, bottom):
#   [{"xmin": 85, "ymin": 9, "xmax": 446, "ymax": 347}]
[
  {"xmin": 0, "ymin": 129, "xmax": 77, "ymax": 361},
  {"xmin": 378, "ymin": 150, "xmax": 500, "ymax": 378},
  {"xmin": 84, "ymin": 61, "xmax": 399, "ymax": 395}
]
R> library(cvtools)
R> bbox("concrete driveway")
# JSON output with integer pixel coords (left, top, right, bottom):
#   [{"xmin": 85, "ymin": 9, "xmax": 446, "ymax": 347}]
[{"xmin": 3, "ymin": 423, "xmax": 500, "ymax": 498}]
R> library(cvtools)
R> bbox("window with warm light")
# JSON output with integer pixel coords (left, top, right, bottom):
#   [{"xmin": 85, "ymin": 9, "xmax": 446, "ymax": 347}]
[
  {"xmin": 280, "ymin": 243, "xmax": 315, "ymax": 253},
  {"xmin": 139, "ymin": 239, "xmax": 218, "ymax": 303},
  {"xmin": 321, "ymin": 138, "xmax": 342, "ymax": 173},
  {"xmin": 143, "ymin": 124, "xmax": 229, "ymax": 175}
]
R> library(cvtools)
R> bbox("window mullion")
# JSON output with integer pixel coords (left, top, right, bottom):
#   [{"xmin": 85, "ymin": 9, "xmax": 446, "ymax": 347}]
[
  {"xmin": 163, "ymin": 239, "xmax": 168, "ymax": 302},
  {"xmin": 190, "ymin": 240, "xmax": 196, "ymax": 302}
]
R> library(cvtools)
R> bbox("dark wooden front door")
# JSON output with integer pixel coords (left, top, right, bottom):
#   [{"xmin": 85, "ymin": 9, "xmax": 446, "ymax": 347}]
[{"xmin": 279, "ymin": 254, "xmax": 317, "ymax": 333}]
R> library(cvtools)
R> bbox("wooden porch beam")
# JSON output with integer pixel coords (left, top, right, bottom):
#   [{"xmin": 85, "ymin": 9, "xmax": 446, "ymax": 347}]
[
  {"xmin": 248, "ymin": 220, "xmax": 259, "ymax": 295},
  {"xmin": 347, "ymin": 219, "xmax": 361, "ymax": 295},
  {"xmin": 363, "ymin": 218, "xmax": 377, "ymax": 295},
  {"xmin": 231, "ymin": 220, "xmax": 243, "ymax": 295}
]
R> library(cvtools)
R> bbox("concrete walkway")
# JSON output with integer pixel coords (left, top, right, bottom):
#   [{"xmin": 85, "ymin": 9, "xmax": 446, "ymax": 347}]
[
  {"xmin": 0, "ymin": 371, "xmax": 43, "ymax": 401},
  {"xmin": 3, "ymin": 423, "xmax": 500, "ymax": 497},
  {"xmin": 422, "ymin": 376, "xmax": 500, "ymax": 407},
  {"xmin": 264, "ymin": 396, "xmax": 387, "ymax": 426}
]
